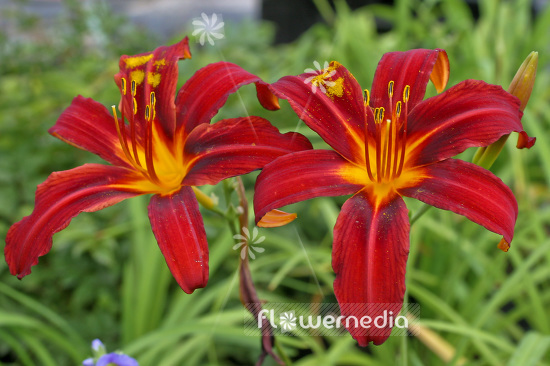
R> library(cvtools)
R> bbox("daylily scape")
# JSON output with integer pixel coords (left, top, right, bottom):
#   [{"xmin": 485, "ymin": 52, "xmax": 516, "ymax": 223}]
[
  {"xmin": 254, "ymin": 49, "xmax": 534, "ymax": 346},
  {"xmin": 4, "ymin": 37, "xmax": 311, "ymax": 294}
]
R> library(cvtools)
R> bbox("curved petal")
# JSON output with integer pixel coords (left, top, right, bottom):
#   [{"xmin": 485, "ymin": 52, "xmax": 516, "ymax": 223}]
[
  {"xmin": 406, "ymin": 80, "xmax": 524, "ymax": 166},
  {"xmin": 175, "ymin": 62, "xmax": 268, "ymax": 137},
  {"xmin": 114, "ymin": 37, "xmax": 191, "ymax": 138},
  {"xmin": 4, "ymin": 164, "xmax": 141, "ymax": 279},
  {"xmin": 268, "ymin": 61, "xmax": 367, "ymax": 163},
  {"xmin": 370, "ymin": 49, "xmax": 449, "ymax": 111},
  {"xmin": 49, "ymin": 95, "xmax": 129, "ymax": 167},
  {"xmin": 182, "ymin": 116, "xmax": 312, "ymax": 186},
  {"xmin": 400, "ymin": 159, "xmax": 517, "ymax": 244},
  {"xmin": 333, "ymin": 191, "xmax": 410, "ymax": 346},
  {"xmin": 253, "ymin": 149, "xmax": 362, "ymax": 223},
  {"xmin": 148, "ymin": 186, "xmax": 209, "ymax": 294},
  {"xmin": 257, "ymin": 209, "xmax": 297, "ymax": 228}
]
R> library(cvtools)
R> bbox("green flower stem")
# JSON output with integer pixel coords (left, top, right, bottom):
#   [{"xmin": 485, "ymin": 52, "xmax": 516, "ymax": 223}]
[{"xmin": 410, "ymin": 203, "xmax": 432, "ymax": 226}]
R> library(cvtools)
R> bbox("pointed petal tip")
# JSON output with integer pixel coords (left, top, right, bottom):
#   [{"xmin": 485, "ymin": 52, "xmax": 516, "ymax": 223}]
[
  {"xmin": 498, "ymin": 238, "xmax": 511, "ymax": 252},
  {"xmin": 430, "ymin": 49, "xmax": 450, "ymax": 93},
  {"xmin": 516, "ymin": 131, "xmax": 536, "ymax": 149},
  {"xmin": 181, "ymin": 36, "xmax": 192, "ymax": 59},
  {"xmin": 256, "ymin": 82, "xmax": 280, "ymax": 111},
  {"xmin": 257, "ymin": 209, "xmax": 297, "ymax": 228}
]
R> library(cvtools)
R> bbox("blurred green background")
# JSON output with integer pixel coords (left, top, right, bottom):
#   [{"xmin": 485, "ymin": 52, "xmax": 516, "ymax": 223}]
[{"xmin": 1, "ymin": 0, "xmax": 549, "ymax": 365}]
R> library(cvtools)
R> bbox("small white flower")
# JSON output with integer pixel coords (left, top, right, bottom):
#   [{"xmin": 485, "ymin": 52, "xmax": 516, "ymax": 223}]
[
  {"xmin": 232, "ymin": 227, "xmax": 266, "ymax": 260},
  {"xmin": 303, "ymin": 60, "xmax": 336, "ymax": 94},
  {"xmin": 192, "ymin": 12, "xmax": 225, "ymax": 46},
  {"xmin": 279, "ymin": 311, "xmax": 296, "ymax": 332}
]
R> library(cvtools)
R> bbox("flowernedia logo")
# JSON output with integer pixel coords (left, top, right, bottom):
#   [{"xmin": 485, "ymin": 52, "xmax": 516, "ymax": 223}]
[{"xmin": 244, "ymin": 303, "xmax": 419, "ymax": 337}]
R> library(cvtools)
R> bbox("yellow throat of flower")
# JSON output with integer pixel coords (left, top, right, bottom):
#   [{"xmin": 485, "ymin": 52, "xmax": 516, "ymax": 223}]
[{"xmin": 111, "ymin": 78, "xmax": 186, "ymax": 195}]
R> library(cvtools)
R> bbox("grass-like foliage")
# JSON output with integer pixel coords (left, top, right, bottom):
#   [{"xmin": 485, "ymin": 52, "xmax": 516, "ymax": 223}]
[{"xmin": 1, "ymin": 0, "xmax": 549, "ymax": 365}]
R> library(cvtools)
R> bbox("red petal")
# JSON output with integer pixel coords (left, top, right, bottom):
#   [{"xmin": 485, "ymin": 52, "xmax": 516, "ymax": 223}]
[
  {"xmin": 148, "ymin": 187, "xmax": 209, "ymax": 294},
  {"xmin": 49, "ymin": 95, "xmax": 129, "ymax": 167},
  {"xmin": 400, "ymin": 159, "xmax": 517, "ymax": 243},
  {"xmin": 175, "ymin": 62, "xmax": 267, "ymax": 137},
  {"xmin": 370, "ymin": 49, "xmax": 448, "ymax": 111},
  {"xmin": 268, "ymin": 62, "xmax": 367, "ymax": 163},
  {"xmin": 5, "ymin": 164, "xmax": 140, "ymax": 279},
  {"xmin": 114, "ymin": 37, "xmax": 191, "ymax": 138},
  {"xmin": 407, "ymin": 80, "xmax": 524, "ymax": 166},
  {"xmin": 182, "ymin": 116, "xmax": 312, "ymax": 186},
  {"xmin": 517, "ymin": 130, "xmax": 536, "ymax": 149},
  {"xmin": 333, "ymin": 191, "xmax": 410, "ymax": 346},
  {"xmin": 253, "ymin": 150, "xmax": 362, "ymax": 223},
  {"xmin": 255, "ymin": 81, "xmax": 280, "ymax": 111},
  {"xmin": 257, "ymin": 209, "xmax": 297, "ymax": 228}
]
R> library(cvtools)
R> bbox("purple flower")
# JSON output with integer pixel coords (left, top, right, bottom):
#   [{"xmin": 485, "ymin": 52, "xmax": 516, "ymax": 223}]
[{"xmin": 96, "ymin": 353, "xmax": 138, "ymax": 366}]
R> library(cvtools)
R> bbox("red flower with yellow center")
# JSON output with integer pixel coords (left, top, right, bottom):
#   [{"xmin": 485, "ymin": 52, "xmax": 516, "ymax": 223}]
[
  {"xmin": 254, "ymin": 49, "xmax": 534, "ymax": 346},
  {"xmin": 5, "ymin": 37, "xmax": 311, "ymax": 293}
]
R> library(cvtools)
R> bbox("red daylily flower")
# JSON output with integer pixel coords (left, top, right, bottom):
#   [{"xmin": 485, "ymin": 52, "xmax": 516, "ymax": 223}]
[
  {"xmin": 5, "ymin": 37, "xmax": 312, "ymax": 293},
  {"xmin": 254, "ymin": 49, "xmax": 534, "ymax": 346}
]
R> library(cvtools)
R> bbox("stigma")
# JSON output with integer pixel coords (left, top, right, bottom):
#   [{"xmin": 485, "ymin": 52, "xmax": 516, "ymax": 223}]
[{"xmin": 363, "ymin": 81, "xmax": 410, "ymax": 184}]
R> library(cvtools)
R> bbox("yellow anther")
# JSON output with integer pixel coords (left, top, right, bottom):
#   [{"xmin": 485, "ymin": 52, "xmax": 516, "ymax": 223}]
[
  {"xmin": 121, "ymin": 78, "xmax": 127, "ymax": 95},
  {"xmin": 388, "ymin": 81, "xmax": 394, "ymax": 98},
  {"xmin": 379, "ymin": 107, "xmax": 385, "ymax": 122},
  {"xmin": 145, "ymin": 105, "xmax": 150, "ymax": 120},
  {"xmin": 131, "ymin": 80, "xmax": 137, "ymax": 97},
  {"xmin": 374, "ymin": 108, "xmax": 380, "ymax": 122},
  {"xmin": 396, "ymin": 101, "xmax": 402, "ymax": 117},
  {"xmin": 150, "ymin": 92, "xmax": 156, "ymax": 106},
  {"xmin": 363, "ymin": 89, "xmax": 370, "ymax": 106},
  {"xmin": 403, "ymin": 85, "xmax": 410, "ymax": 103},
  {"xmin": 133, "ymin": 98, "xmax": 137, "ymax": 115}
]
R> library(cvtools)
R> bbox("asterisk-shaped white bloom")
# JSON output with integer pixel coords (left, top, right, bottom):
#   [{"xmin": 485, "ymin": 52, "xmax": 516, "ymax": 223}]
[
  {"xmin": 232, "ymin": 227, "xmax": 265, "ymax": 260},
  {"xmin": 303, "ymin": 60, "xmax": 337, "ymax": 94},
  {"xmin": 192, "ymin": 13, "xmax": 225, "ymax": 46}
]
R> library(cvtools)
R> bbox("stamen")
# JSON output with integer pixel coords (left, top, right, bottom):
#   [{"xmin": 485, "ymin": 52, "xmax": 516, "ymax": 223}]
[
  {"xmin": 145, "ymin": 102, "xmax": 160, "ymax": 185},
  {"xmin": 112, "ymin": 106, "xmax": 145, "ymax": 174},
  {"xmin": 121, "ymin": 78, "xmax": 127, "ymax": 95},
  {"xmin": 374, "ymin": 108, "xmax": 382, "ymax": 182},
  {"xmin": 384, "ymin": 118, "xmax": 394, "ymax": 180},
  {"xmin": 363, "ymin": 89, "xmax": 370, "ymax": 106},
  {"xmin": 363, "ymin": 102, "xmax": 374, "ymax": 182},
  {"xmin": 129, "ymin": 79, "xmax": 141, "ymax": 168},
  {"xmin": 392, "ymin": 102, "xmax": 402, "ymax": 179},
  {"xmin": 150, "ymin": 92, "xmax": 156, "ymax": 120},
  {"xmin": 381, "ymin": 119, "xmax": 390, "ymax": 180},
  {"xmin": 396, "ymin": 85, "xmax": 410, "ymax": 177},
  {"xmin": 388, "ymin": 81, "xmax": 394, "ymax": 98},
  {"xmin": 403, "ymin": 85, "xmax": 410, "ymax": 103}
]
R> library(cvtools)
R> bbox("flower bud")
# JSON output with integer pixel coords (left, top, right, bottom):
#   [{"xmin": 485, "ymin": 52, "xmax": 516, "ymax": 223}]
[{"xmin": 473, "ymin": 52, "xmax": 537, "ymax": 169}]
